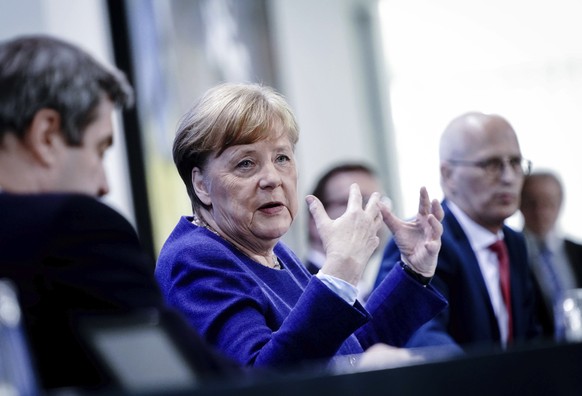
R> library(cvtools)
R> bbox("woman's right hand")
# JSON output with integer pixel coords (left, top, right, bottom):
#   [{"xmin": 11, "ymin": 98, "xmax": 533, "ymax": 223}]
[{"xmin": 306, "ymin": 183, "xmax": 383, "ymax": 286}]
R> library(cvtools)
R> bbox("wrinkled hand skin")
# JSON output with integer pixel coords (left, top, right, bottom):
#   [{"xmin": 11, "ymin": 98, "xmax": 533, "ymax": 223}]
[
  {"xmin": 306, "ymin": 183, "xmax": 383, "ymax": 286},
  {"xmin": 380, "ymin": 186, "xmax": 444, "ymax": 277}
]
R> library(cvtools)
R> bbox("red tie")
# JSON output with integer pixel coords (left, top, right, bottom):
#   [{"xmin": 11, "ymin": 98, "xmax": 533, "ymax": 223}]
[{"xmin": 489, "ymin": 239, "xmax": 513, "ymax": 342}]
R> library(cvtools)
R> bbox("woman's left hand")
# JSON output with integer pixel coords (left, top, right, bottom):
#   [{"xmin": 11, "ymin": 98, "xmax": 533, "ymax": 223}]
[{"xmin": 379, "ymin": 187, "xmax": 444, "ymax": 277}]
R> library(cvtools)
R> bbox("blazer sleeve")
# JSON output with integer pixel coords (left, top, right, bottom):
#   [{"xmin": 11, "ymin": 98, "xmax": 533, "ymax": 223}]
[
  {"xmin": 359, "ymin": 250, "xmax": 448, "ymax": 349},
  {"xmin": 373, "ymin": 237, "xmax": 462, "ymax": 352},
  {"xmin": 158, "ymin": 239, "xmax": 370, "ymax": 368}
]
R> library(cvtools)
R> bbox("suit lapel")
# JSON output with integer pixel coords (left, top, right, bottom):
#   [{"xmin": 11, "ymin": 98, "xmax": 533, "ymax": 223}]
[{"xmin": 442, "ymin": 201, "xmax": 502, "ymax": 339}]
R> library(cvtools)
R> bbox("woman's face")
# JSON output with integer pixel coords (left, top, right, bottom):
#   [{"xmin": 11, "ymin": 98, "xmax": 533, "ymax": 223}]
[{"xmin": 194, "ymin": 132, "xmax": 298, "ymax": 251}]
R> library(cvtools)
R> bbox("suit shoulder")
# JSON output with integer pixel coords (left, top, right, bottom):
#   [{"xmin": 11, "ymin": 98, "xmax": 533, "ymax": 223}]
[
  {"xmin": 53, "ymin": 194, "xmax": 135, "ymax": 231},
  {"xmin": 565, "ymin": 238, "xmax": 582, "ymax": 249},
  {"xmin": 14, "ymin": 193, "xmax": 141, "ymax": 243},
  {"xmin": 502, "ymin": 225, "xmax": 526, "ymax": 245}
]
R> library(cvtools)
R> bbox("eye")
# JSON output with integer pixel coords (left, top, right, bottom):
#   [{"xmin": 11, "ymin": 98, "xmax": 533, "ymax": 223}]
[
  {"xmin": 276, "ymin": 154, "xmax": 291, "ymax": 164},
  {"xmin": 481, "ymin": 158, "xmax": 503, "ymax": 172},
  {"xmin": 236, "ymin": 159, "xmax": 254, "ymax": 169},
  {"xmin": 509, "ymin": 157, "xmax": 522, "ymax": 168}
]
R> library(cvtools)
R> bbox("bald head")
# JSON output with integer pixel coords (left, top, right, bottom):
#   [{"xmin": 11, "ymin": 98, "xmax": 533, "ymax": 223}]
[{"xmin": 439, "ymin": 112, "xmax": 518, "ymax": 162}]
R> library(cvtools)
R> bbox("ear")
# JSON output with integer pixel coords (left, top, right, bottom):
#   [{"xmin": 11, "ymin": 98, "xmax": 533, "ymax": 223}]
[
  {"xmin": 192, "ymin": 167, "xmax": 212, "ymax": 206},
  {"xmin": 440, "ymin": 162, "xmax": 455, "ymax": 189},
  {"xmin": 24, "ymin": 109, "xmax": 63, "ymax": 166}
]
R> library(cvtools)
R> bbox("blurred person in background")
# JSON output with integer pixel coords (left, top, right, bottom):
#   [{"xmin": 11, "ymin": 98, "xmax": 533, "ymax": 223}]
[{"xmin": 520, "ymin": 170, "xmax": 582, "ymax": 338}]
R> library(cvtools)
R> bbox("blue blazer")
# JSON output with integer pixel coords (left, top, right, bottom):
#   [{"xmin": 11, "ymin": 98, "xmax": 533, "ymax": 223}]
[
  {"xmin": 375, "ymin": 200, "xmax": 542, "ymax": 352},
  {"xmin": 0, "ymin": 193, "xmax": 236, "ymax": 391}
]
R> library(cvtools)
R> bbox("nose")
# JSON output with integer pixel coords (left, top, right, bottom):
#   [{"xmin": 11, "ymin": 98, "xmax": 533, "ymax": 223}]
[
  {"xmin": 258, "ymin": 162, "xmax": 282, "ymax": 189},
  {"xmin": 96, "ymin": 169, "xmax": 110, "ymax": 197}
]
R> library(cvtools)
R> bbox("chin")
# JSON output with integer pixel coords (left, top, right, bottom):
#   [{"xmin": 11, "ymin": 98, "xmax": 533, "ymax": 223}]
[
  {"xmin": 496, "ymin": 211, "xmax": 517, "ymax": 224},
  {"xmin": 263, "ymin": 222, "xmax": 292, "ymax": 240}
]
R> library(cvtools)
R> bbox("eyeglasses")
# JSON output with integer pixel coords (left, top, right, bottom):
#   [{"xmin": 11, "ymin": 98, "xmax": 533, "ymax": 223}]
[{"xmin": 447, "ymin": 156, "xmax": 532, "ymax": 178}]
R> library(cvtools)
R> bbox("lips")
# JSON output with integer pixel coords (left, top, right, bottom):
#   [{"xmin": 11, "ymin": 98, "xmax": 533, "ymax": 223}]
[
  {"xmin": 497, "ymin": 191, "xmax": 517, "ymax": 198},
  {"xmin": 259, "ymin": 201, "xmax": 283, "ymax": 209},
  {"xmin": 258, "ymin": 201, "xmax": 284, "ymax": 214},
  {"xmin": 494, "ymin": 193, "xmax": 517, "ymax": 205}
]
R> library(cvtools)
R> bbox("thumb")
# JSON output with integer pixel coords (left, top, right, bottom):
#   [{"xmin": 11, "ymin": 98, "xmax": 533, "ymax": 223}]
[
  {"xmin": 379, "ymin": 198, "xmax": 399, "ymax": 233},
  {"xmin": 306, "ymin": 195, "xmax": 330, "ymax": 229}
]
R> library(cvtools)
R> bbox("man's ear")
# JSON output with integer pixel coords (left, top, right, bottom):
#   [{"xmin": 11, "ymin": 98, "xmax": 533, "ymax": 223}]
[
  {"xmin": 24, "ymin": 109, "xmax": 63, "ymax": 166},
  {"xmin": 192, "ymin": 167, "xmax": 212, "ymax": 206},
  {"xmin": 440, "ymin": 162, "xmax": 454, "ymax": 189}
]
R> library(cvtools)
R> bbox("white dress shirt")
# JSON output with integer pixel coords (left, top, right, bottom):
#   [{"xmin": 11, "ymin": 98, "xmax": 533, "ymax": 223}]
[
  {"xmin": 305, "ymin": 248, "xmax": 379, "ymax": 304},
  {"xmin": 447, "ymin": 201, "xmax": 511, "ymax": 347}
]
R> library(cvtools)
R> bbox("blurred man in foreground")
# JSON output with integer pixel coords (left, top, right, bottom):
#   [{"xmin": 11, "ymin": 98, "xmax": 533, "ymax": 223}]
[{"xmin": 0, "ymin": 34, "xmax": 236, "ymax": 392}]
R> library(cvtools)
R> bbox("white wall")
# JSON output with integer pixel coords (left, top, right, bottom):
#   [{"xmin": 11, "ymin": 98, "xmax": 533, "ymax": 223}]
[
  {"xmin": 270, "ymin": 0, "xmax": 394, "ymax": 255},
  {"xmin": 379, "ymin": 0, "xmax": 582, "ymax": 243}
]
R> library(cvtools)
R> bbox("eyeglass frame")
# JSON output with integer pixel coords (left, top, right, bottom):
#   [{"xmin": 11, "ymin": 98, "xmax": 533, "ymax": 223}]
[{"xmin": 446, "ymin": 156, "xmax": 532, "ymax": 177}]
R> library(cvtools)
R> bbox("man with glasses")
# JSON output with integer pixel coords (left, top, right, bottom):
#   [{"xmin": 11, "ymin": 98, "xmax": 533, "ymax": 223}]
[{"xmin": 374, "ymin": 111, "xmax": 542, "ymax": 353}]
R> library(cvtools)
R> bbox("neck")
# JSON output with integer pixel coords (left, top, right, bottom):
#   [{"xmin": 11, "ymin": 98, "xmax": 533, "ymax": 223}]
[
  {"xmin": 0, "ymin": 149, "xmax": 45, "ymax": 193},
  {"xmin": 193, "ymin": 212, "xmax": 281, "ymax": 269}
]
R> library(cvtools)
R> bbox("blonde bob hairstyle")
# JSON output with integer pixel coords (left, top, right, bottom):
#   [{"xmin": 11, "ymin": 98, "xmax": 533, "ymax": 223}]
[{"xmin": 173, "ymin": 82, "xmax": 300, "ymax": 213}]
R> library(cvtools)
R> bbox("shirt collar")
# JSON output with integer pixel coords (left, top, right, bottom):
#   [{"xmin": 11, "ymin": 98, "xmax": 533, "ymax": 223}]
[{"xmin": 447, "ymin": 200, "xmax": 502, "ymax": 251}]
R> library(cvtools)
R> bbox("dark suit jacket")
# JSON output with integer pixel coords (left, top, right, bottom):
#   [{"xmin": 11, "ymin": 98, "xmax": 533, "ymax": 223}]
[
  {"xmin": 528, "ymin": 236, "xmax": 582, "ymax": 337},
  {"xmin": 565, "ymin": 239, "xmax": 582, "ymax": 285},
  {"xmin": 0, "ymin": 193, "xmax": 237, "ymax": 391},
  {"xmin": 375, "ymin": 200, "xmax": 542, "ymax": 352}
]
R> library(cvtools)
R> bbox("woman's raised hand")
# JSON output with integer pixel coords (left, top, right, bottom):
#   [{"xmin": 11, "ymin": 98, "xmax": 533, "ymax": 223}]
[
  {"xmin": 379, "ymin": 187, "xmax": 444, "ymax": 277},
  {"xmin": 306, "ymin": 183, "xmax": 383, "ymax": 286}
]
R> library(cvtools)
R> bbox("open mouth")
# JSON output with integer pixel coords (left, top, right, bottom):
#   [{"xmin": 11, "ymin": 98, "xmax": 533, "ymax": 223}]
[{"xmin": 259, "ymin": 202, "xmax": 283, "ymax": 210}]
